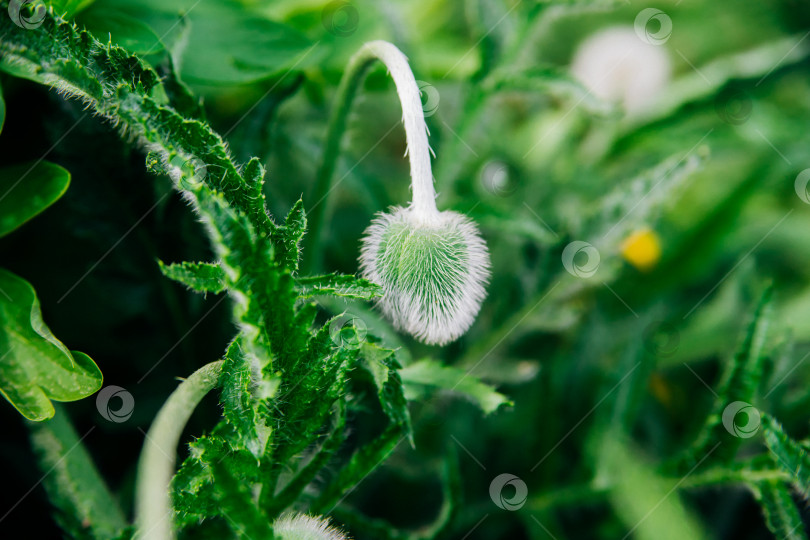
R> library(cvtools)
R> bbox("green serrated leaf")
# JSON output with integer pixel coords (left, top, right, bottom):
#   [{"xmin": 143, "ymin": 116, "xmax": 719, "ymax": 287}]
[
  {"xmin": 0, "ymin": 160, "xmax": 70, "ymax": 238},
  {"xmin": 295, "ymin": 273, "xmax": 382, "ymax": 300},
  {"xmin": 750, "ymin": 480, "xmax": 809, "ymax": 540},
  {"xmin": 761, "ymin": 414, "xmax": 810, "ymax": 499},
  {"xmin": 29, "ymin": 406, "xmax": 127, "ymax": 540},
  {"xmin": 358, "ymin": 339, "xmax": 411, "ymax": 435},
  {"xmin": 400, "ymin": 358, "xmax": 512, "ymax": 415},
  {"xmin": 684, "ymin": 286, "xmax": 772, "ymax": 466},
  {"xmin": 278, "ymin": 199, "xmax": 306, "ymax": 272},
  {"xmin": 158, "ymin": 260, "xmax": 227, "ymax": 294},
  {"xmin": 0, "ymin": 269, "xmax": 102, "ymax": 421}
]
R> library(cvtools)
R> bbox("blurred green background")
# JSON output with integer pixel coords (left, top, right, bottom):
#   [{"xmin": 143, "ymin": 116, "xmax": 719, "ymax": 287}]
[{"xmin": 3, "ymin": 0, "xmax": 810, "ymax": 538}]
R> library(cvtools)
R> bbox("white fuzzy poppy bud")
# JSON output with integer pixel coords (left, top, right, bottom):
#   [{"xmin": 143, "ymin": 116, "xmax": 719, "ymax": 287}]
[
  {"xmin": 273, "ymin": 513, "xmax": 349, "ymax": 540},
  {"xmin": 352, "ymin": 41, "xmax": 490, "ymax": 345},
  {"xmin": 360, "ymin": 206, "xmax": 490, "ymax": 346}
]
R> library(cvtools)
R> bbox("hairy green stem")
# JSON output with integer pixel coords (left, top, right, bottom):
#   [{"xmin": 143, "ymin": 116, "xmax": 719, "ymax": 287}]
[
  {"xmin": 304, "ymin": 40, "xmax": 437, "ymax": 273},
  {"xmin": 134, "ymin": 360, "xmax": 224, "ymax": 540}
]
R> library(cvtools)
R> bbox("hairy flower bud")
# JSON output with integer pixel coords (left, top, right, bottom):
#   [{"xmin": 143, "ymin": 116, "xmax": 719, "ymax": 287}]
[
  {"xmin": 344, "ymin": 41, "xmax": 491, "ymax": 345},
  {"xmin": 273, "ymin": 513, "xmax": 349, "ymax": 540},
  {"xmin": 360, "ymin": 206, "xmax": 490, "ymax": 346}
]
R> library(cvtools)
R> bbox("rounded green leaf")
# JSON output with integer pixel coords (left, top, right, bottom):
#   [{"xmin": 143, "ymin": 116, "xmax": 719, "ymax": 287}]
[
  {"xmin": 0, "ymin": 269, "xmax": 102, "ymax": 421},
  {"xmin": 0, "ymin": 160, "xmax": 70, "ymax": 238}
]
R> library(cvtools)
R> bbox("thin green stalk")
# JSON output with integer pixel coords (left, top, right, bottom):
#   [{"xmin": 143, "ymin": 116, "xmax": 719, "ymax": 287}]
[
  {"xmin": 303, "ymin": 50, "xmax": 376, "ymax": 273},
  {"xmin": 134, "ymin": 360, "xmax": 224, "ymax": 540},
  {"xmin": 305, "ymin": 41, "xmax": 439, "ymax": 272}
]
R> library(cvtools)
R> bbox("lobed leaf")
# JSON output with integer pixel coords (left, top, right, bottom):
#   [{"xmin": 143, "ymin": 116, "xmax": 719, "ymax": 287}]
[{"xmin": 0, "ymin": 269, "xmax": 102, "ymax": 421}]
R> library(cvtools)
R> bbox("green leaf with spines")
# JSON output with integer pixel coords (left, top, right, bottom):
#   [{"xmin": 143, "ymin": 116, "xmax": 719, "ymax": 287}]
[
  {"xmin": 357, "ymin": 338, "xmax": 412, "ymax": 437},
  {"xmin": 399, "ymin": 358, "xmax": 512, "ymax": 415},
  {"xmin": 312, "ymin": 424, "xmax": 404, "ymax": 513},
  {"xmin": 0, "ymin": 269, "xmax": 102, "ymax": 421},
  {"xmin": 158, "ymin": 260, "xmax": 227, "ymax": 294},
  {"xmin": 761, "ymin": 414, "xmax": 810, "ymax": 500},
  {"xmin": 681, "ymin": 286, "xmax": 772, "ymax": 467},
  {"xmin": 277, "ymin": 199, "xmax": 306, "ymax": 272},
  {"xmin": 296, "ymin": 273, "xmax": 383, "ymax": 300},
  {"xmin": 750, "ymin": 479, "xmax": 809, "ymax": 540},
  {"xmin": 208, "ymin": 459, "xmax": 274, "ymax": 539},
  {"xmin": 219, "ymin": 339, "xmax": 272, "ymax": 458}
]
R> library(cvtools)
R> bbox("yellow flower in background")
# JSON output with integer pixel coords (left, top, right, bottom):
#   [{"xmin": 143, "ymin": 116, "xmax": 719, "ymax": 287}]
[{"xmin": 621, "ymin": 228, "xmax": 662, "ymax": 271}]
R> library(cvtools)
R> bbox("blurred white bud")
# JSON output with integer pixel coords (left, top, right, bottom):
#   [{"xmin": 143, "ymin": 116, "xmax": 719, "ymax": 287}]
[
  {"xmin": 570, "ymin": 27, "xmax": 671, "ymax": 115},
  {"xmin": 273, "ymin": 513, "xmax": 349, "ymax": 540}
]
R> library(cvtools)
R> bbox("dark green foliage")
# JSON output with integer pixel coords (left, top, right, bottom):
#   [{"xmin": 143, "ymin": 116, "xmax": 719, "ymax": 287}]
[
  {"xmin": 6, "ymin": 1, "xmax": 810, "ymax": 539},
  {"xmin": 29, "ymin": 407, "xmax": 128, "ymax": 539}
]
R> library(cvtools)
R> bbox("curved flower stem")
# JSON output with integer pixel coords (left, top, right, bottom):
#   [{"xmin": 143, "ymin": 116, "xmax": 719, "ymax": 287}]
[
  {"xmin": 134, "ymin": 360, "xmax": 224, "ymax": 540},
  {"xmin": 304, "ymin": 40, "xmax": 438, "ymax": 273}
]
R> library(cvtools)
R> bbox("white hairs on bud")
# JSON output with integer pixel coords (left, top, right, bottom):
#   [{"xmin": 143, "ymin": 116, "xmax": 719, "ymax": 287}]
[
  {"xmin": 273, "ymin": 513, "xmax": 350, "ymax": 540},
  {"xmin": 360, "ymin": 206, "xmax": 490, "ymax": 346}
]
